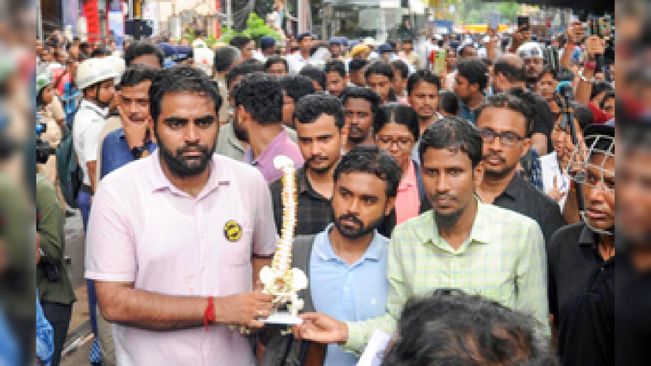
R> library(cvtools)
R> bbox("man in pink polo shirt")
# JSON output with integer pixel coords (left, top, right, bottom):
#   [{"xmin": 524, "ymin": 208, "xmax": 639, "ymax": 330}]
[{"xmin": 85, "ymin": 66, "xmax": 277, "ymax": 365}]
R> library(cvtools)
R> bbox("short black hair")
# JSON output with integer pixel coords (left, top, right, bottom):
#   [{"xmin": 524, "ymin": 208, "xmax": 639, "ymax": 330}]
[
  {"xmin": 264, "ymin": 56, "xmax": 288, "ymax": 73},
  {"xmin": 229, "ymin": 35, "xmax": 253, "ymax": 50},
  {"xmin": 90, "ymin": 48, "xmax": 111, "ymax": 58},
  {"xmin": 149, "ymin": 65, "xmax": 222, "ymax": 126},
  {"xmin": 324, "ymin": 60, "xmax": 346, "ymax": 77},
  {"xmin": 493, "ymin": 57, "xmax": 526, "ymax": 83},
  {"xmin": 340, "ymin": 86, "xmax": 381, "ymax": 122},
  {"xmin": 232, "ymin": 72, "xmax": 282, "ymax": 125},
  {"xmin": 600, "ymin": 90, "xmax": 615, "ymax": 110},
  {"xmin": 590, "ymin": 81, "xmax": 614, "ymax": 101},
  {"xmin": 279, "ymin": 75, "xmax": 316, "ymax": 102},
  {"xmin": 297, "ymin": 32, "xmax": 312, "ymax": 42},
  {"xmin": 349, "ymin": 58, "xmax": 368, "ymax": 74},
  {"xmin": 124, "ymin": 41, "xmax": 164, "ymax": 67},
  {"xmin": 375, "ymin": 103, "xmax": 420, "ymax": 141},
  {"xmin": 456, "ymin": 58, "xmax": 489, "ymax": 91},
  {"xmin": 334, "ymin": 145, "xmax": 401, "ymax": 198},
  {"xmin": 213, "ymin": 46, "xmax": 241, "ymax": 73},
  {"xmin": 225, "ymin": 61, "xmax": 265, "ymax": 88},
  {"xmin": 438, "ymin": 91, "xmax": 460, "ymax": 115},
  {"xmin": 364, "ymin": 61, "xmax": 394, "ymax": 81},
  {"xmin": 383, "ymin": 291, "xmax": 557, "ymax": 366},
  {"xmin": 391, "ymin": 60, "xmax": 409, "ymax": 80},
  {"xmin": 476, "ymin": 93, "xmax": 533, "ymax": 136},
  {"xmin": 504, "ymin": 87, "xmax": 540, "ymax": 137},
  {"xmin": 406, "ymin": 70, "xmax": 441, "ymax": 96},
  {"xmin": 573, "ymin": 102, "xmax": 594, "ymax": 129},
  {"xmin": 419, "ymin": 116, "xmax": 482, "ymax": 167},
  {"xmin": 294, "ymin": 94, "xmax": 345, "ymax": 130},
  {"xmin": 119, "ymin": 64, "xmax": 158, "ymax": 89},
  {"xmin": 299, "ymin": 65, "xmax": 326, "ymax": 90}
]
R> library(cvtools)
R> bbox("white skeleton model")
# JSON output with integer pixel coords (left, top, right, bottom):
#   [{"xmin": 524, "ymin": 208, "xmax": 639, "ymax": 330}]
[{"xmin": 259, "ymin": 155, "xmax": 308, "ymax": 317}]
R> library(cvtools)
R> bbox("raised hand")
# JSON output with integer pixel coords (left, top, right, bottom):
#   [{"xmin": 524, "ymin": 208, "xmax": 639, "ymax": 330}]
[{"xmin": 548, "ymin": 175, "xmax": 567, "ymax": 203}]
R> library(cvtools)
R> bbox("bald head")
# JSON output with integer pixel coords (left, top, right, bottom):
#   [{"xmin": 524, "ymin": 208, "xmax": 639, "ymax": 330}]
[{"xmin": 492, "ymin": 54, "xmax": 526, "ymax": 92}]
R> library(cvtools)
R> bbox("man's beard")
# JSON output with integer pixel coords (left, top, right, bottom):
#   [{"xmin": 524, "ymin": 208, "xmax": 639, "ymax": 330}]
[
  {"xmin": 483, "ymin": 153, "xmax": 517, "ymax": 180},
  {"xmin": 156, "ymin": 130, "xmax": 216, "ymax": 178},
  {"xmin": 331, "ymin": 206, "xmax": 385, "ymax": 239},
  {"xmin": 307, "ymin": 155, "xmax": 335, "ymax": 175},
  {"xmin": 233, "ymin": 116, "xmax": 249, "ymax": 142},
  {"xmin": 430, "ymin": 193, "xmax": 466, "ymax": 230},
  {"xmin": 347, "ymin": 125, "xmax": 368, "ymax": 144}
]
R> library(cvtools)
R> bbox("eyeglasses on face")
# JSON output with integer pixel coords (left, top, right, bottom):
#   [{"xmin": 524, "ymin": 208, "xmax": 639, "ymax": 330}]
[{"xmin": 479, "ymin": 128, "xmax": 525, "ymax": 147}]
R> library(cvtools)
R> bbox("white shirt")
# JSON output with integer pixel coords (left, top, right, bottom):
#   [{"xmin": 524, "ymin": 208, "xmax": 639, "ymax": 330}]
[
  {"xmin": 73, "ymin": 99, "xmax": 109, "ymax": 186},
  {"xmin": 540, "ymin": 152, "xmax": 570, "ymax": 210},
  {"xmin": 286, "ymin": 52, "xmax": 308, "ymax": 74}
]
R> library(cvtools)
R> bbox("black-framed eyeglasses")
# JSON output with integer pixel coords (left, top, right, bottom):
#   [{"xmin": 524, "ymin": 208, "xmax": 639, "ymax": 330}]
[{"xmin": 479, "ymin": 128, "xmax": 525, "ymax": 147}]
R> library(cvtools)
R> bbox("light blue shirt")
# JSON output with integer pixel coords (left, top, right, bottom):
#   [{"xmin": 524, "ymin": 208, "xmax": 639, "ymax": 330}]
[{"xmin": 309, "ymin": 224, "xmax": 389, "ymax": 366}]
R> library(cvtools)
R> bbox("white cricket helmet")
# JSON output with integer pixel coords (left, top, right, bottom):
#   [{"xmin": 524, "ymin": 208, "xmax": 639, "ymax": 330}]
[{"xmin": 75, "ymin": 57, "xmax": 120, "ymax": 90}]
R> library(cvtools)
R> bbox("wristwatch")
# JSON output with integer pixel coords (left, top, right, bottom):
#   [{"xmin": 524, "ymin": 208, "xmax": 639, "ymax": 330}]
[{"xmin": 130, "ymin": 145, "xmax": 146, "ymax": 159}]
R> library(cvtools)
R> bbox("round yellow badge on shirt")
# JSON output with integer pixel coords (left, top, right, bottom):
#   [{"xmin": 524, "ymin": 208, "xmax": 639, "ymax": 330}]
[{"xmin": 224, "ymin": 220, "xmax": 243, "ymax": 242}]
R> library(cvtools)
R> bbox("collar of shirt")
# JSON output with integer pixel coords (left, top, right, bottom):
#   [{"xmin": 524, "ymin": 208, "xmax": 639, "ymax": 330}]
[
  {"xmin": 117, "ymin": 128, "xmax": 156, "ymax": 148},
  {"xmin": 244, "ymin": 128, "xmax": 289, "ymax": 166},
  {"xmin": 146, "ymin": 150, "xmax": 229, "ymax": 200},
  {"xmin": 416, "ymin": 199, "xmax": 492, "ymax": 253},
  {"xmin": 80, "ymin": 99, "xmax": 109, "ymax": 119},
  {"xmin": 497, "ymin": 172, "xmax": 526, "ymax": 201},
  {"xmin": 297, "ymin": 167, "xmax": 328, "ymax": 200},
  {"xmin": 398, "ymin": 160, "xmax": 417, "ymax": 192},
  {"xmin": 313, "ymin": 223, "xmax": 385, "ymax": 266}
]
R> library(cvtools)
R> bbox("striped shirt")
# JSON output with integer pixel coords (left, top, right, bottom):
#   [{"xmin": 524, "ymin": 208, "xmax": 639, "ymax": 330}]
[{"xmin": 343, "ymin": 199, "xmax": 549, "ymax": 354}]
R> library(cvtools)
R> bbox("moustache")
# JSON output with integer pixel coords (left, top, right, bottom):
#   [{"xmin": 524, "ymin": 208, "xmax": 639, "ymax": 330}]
[
  {"xmin": 307, "ymin": 155, "xmax": 328, "ymax": 164},
  {"xmin": 484, "ymin": 153, "xmax": 506, "ymax": 164},
  {"xmin": 177, "ymin": 143, "xmax": 210, "ymax": 156},
  {"xmin": 337, "ymin": 214, "xmax": 363, "ymax": 227},
  {"xmin": 349, "ymin": 125, "xmax": 363, "ymax": 133},
  {"xmin": 431, "ymin": 193, "xmax": 456, "ymax": 202}
]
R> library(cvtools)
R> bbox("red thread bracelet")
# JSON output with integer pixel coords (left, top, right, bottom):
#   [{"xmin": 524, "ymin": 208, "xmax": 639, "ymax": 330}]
[
  {"xmin": 204, "ymin": 297, "xmax": 215, "ymax": 328},
  {"xmin": 584, "ymin": 60, "xmax": 597, "ymax": 71}
]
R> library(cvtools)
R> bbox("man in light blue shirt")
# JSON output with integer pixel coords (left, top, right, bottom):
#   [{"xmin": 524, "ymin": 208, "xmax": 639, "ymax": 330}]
[
  {"xmin": 262, "ymin": 146, "xmax": 400, "ymax": 366},
  {"xmin": 310, "ymin": 146, "xmax": 399, "ymax": 366}
]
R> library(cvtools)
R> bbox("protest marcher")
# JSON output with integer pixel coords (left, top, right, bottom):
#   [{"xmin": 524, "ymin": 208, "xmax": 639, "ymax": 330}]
[
  {"xmin": 270, "ymin": 94, "xmax": 346, "ymax": 236},
  {"xmin": 340, "ymin": 86, "xmax": 381, "ymax": 152},
  {"xmin": 264, "ymin": 146, "xmax": 398, "ymax": 366},
  {"xmin": 475, "ymin": 93, "xmax": 565, "ymax": 245},
  {"xmin": 233, "ymin": 73, "xmax": 304, "ymax": 183},
  {"xmin": 293, "ymin": 117, "xmax": 548, "ymax": 354},
  {"xmin": 86, "ymin": 66, "xmax": 277, "ymax": 365}
]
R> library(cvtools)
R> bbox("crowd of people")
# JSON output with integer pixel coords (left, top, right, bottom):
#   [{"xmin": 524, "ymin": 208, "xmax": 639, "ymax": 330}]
[{"xmin": 32, "ymin": 16, "xmax": 620, "ymax": 366}]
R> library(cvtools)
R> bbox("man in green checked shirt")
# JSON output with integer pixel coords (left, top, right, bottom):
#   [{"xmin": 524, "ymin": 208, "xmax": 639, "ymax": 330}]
[{"xmin": 294, "ymin": 116, "xmax": 549, "ymax": 354}]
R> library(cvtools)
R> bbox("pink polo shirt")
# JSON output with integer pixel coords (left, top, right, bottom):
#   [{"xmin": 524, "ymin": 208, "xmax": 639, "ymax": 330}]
[
  {"xmin": 85, "ymin": 151, "xmax": 277, "ymax": 366},
  {"xmin": 395, "ymin": 161, "xmax": 420, "ymax": 225}
]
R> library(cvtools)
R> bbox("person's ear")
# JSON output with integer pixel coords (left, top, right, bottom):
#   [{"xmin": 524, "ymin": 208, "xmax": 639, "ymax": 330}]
[
  {"xmin": 473, "ymin": 161, "xmax": 485, "ymax": 188},
  {"xmin": 385, "ymin": 196, "xmax": 396, "ymax": 216},
  {"xmin": 521, "ymin": 137, "xmax": 532, "ymax": 158}
]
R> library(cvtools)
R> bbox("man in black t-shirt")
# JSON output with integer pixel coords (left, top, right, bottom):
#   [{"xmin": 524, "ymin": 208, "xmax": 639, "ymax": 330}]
[
  {"xmin": 547, "ymin": 124, "xmax": 615, "ymax": 366},
  {"xmin": 492, "ymin": 54, "xmax": 554, "ymax": 155}
]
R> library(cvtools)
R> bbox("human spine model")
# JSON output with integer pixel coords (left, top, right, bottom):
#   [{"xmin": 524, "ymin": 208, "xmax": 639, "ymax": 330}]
[{"xmin": 259, "ymin": 156, "xmax": 308, "ymax": 317}]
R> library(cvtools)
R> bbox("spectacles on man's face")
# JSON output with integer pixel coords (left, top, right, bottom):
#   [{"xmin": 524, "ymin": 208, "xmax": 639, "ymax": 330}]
[
  {"xmin": 479, "ymin": 128, "xmax": 525, "ymax": 147},
  {"xmin": 375, "ymin": 135, "xmax": 414, "ymax": 150}
]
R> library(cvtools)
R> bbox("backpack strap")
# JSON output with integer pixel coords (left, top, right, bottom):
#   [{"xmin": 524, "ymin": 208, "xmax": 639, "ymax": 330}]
[{"xmin": 292, "ymin": 234, "xmax": 316, "ymax": 312}]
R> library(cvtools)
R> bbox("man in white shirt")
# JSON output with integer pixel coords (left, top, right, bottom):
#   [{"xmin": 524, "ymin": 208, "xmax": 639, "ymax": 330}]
[
  {"xmin": 287, "ymin": 32, "xmax": 313, "ymax": 74},
  {"xmin": 72, "ymin": 57, "xmax": 118, "ymax": 229}
]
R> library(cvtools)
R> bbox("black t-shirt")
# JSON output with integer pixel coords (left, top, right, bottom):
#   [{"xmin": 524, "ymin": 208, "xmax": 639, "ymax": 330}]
[
  {"xmin": 492, "ymin": 172, "xmax": 565, "ymax": 246},
  {"xmin": 616, "ymin": 247, "xmax": 651, "ymax": 366},
  {"xmin": 547, "ymin": 223, "xmax": 615, "ymax": 365}
]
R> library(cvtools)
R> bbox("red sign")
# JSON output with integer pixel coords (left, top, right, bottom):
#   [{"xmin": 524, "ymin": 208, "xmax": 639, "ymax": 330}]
[{"xmin": 83, "ymin": 0, "xmax": 100, "ymax": 43}]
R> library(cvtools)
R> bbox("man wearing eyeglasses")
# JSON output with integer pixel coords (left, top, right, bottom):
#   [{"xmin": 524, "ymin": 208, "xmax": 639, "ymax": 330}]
[{"xmin": 475, "ymin": 93, "xmax": 565, "ymax": 246}]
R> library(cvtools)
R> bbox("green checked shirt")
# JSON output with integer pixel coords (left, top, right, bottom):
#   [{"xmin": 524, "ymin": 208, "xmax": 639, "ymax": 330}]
[{"xmin": 344, "ymin": 199, "xmax": 549, "ymax": 354}]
